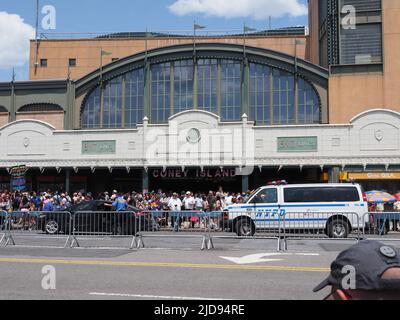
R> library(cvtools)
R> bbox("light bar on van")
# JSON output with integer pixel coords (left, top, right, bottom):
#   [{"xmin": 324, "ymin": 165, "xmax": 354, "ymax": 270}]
[{"xmin": 267, "ymin": 180, "xmax": 288, "ymax": 186}]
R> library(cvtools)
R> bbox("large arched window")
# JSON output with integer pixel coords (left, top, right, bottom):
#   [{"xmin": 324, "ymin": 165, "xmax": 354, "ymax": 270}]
[{"xmin": 81, "ymin": 58, "xmax": 321, "ymax": 128}]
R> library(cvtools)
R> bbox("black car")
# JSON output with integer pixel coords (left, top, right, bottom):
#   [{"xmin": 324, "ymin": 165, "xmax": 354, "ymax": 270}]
[{"xmin": 39, "ymin": 200, "xmax": 158, "ymax": 235}]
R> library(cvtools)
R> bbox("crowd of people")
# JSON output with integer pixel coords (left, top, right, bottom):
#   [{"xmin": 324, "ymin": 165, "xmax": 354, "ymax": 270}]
[{"xmin": 0, "ymin": 189, "xmax": 253, "ymax": 213}]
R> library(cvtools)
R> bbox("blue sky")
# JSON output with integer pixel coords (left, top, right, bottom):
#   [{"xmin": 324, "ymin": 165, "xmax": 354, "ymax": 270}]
[{"xmin": 0, "ymin": 0, "xmax": 308, "ymax": 82}]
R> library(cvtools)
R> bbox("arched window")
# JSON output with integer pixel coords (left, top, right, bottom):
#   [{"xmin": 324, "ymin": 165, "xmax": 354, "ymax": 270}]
[
  {"xmin": 81, "ymin": 59, "xmax": 321, "ymax": 128},
  {"xmin": 0, "ymin": 106, "xmax": 8, "ymax": 113}
]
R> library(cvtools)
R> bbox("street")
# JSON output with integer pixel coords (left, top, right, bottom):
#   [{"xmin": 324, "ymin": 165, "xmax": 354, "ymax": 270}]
[{"xmin": 2, "ymin": 237, "xmax": 398, "ymax": 300}]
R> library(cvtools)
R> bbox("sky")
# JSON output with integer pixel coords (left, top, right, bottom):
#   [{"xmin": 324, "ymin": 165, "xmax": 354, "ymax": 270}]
[{"xmin": 0, "ymin": 0, "xmax": 308, "ymax": 82}]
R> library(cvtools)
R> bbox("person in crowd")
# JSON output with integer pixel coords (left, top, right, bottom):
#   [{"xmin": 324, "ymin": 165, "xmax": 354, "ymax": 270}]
[
  {"xmin": 168, "ymin": 193, "xmax": 182, "ymax": 231},
  {"xmin": 314, "ymin": 240, "xmax": 400, "ymax": 300},
  {"xmin": 43, "ymin": 195, "xmax": 54, "ymax": 212},
  {"xmin": 182, "ymin": 192, "xmax": 195, "ymax": 211},
  {"xmin": 112, "ymin": 193, "xmax": 128, "ymax": 212}
]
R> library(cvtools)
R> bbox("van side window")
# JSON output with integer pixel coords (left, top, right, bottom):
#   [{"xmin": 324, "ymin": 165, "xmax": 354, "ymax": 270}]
[
  {"xmin": 252, "ymin": 188, "xmax": 278, "ymax": 204},
  {"xmin": 284, "ymin": 187, "xmax": 360, "ymax": 203}
]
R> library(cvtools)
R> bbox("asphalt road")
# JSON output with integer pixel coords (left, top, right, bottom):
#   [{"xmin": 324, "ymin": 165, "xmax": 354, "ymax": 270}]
[{"xmin": 0, "ymin": 235, "xmax": 399, "ymax": 300}]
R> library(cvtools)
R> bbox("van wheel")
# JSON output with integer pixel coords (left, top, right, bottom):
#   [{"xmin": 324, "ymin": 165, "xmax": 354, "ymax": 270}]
[
  {"xmin": 327, "ymin": 219, "xmax": 349, "ymax": 238},
  {"xmin": 235, "ymin": 219, "xmax": 255, "ymax": 237}
]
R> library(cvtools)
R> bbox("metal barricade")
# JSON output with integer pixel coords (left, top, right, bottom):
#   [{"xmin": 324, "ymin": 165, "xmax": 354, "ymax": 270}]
[
  {"xmin": 135, "ymin": 211, "xmax": 209, "ymax": 250},
  {"xmin": 362, "ymin": 211, "xmax": 400, "ymax": 242},
  {"xmin": 206, "ymin": 211, "xmax": 284, "ymax": 251},
  {"xmin": 70, "ymin": 211, "xmax": 140, "ymax": 249},
  {"xmin": 281, "ymin": 212, "xmax": 362, "ymax": 250},
  {"xmin": 2, "ymin": 211, "xmax": 73, "ymax": 248},
  {"xmin": 0, "ymin": 211, "xmax": 14, "ymax": 246}
]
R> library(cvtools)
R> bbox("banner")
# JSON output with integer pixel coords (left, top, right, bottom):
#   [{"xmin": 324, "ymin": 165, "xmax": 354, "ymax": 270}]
[{"xmin": 10, "ymin": 165, "xmax": 27, "ymax": 191}]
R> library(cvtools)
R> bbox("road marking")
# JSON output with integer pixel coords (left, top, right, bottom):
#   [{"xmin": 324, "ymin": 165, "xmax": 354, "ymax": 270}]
[
  {"xmin": 89, "ymin": 292, "xmax": 230, "ymax": 300},
  {"xmin": 0, "ymin": 257, "xmax": 329, "ymax": 272},
  {"xmin": 220, "ymin": 252, "xmax": 320, "ymax": 265}
]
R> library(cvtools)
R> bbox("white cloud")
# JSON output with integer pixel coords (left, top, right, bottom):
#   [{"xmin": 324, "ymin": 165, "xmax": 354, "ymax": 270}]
[
  {"xmin": 169, "ymin": 0, "xmax": 307, "ymax": 19},
  {"xmin": 0, "ymin": 12, "xmax": 35, "ymax": 70}
]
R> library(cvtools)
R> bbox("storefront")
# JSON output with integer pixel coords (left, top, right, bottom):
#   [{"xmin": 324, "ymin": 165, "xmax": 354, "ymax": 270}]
[{"xmin": 341, "ymin": 172, "xmax": 400, "ymax": 194}]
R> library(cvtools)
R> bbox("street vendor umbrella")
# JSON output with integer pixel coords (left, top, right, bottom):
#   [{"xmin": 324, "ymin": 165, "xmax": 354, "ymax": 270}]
[
  {"xmin": 394, "ymin": 192, "xmax": 400, "ymax": 201},
  {"xmin": 365, "ymin": 190, "xmax": 396, "ymax": 203}
]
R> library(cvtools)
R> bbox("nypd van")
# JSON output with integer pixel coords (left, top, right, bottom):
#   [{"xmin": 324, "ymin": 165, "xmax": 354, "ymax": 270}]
[{"xmin": 226, "ymin": 183, "xmax": 368, "ymax": 238}]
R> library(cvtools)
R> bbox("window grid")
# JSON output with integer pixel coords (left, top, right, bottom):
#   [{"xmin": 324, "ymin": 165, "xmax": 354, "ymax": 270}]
[
  {"xmin": 220, "ymin": 60, "xmax": 241, "ymax": 121},
  {"xmin": 81, "ymin": 60, "xmax": 322, "ymax": 128},
  {"xmin": 249, "ymin": 64, "xmax": 271, "ymax": 125},
  {"xmin": 82, "ymin": 87, "xmax": 101, "ymax": 129},
  {"xmin": 103, "ymin": 78, "xmax": 123, "ymax": 129},
  {"xmin": 151, "ymin": 63, "xmax": 171, "ymax": 124},
  {"xmin": 125, "ymin": 69, "xmax": 144, "ymax": 128},
  {"xmin": 272, "ymin": 69, "xmax": 295, "ymax": 125},
  {"xmin": 173, "ymin": 60, "xmax": 194, "ymax": 114},
  {"xmin": 298, "ymin": 78, "xmax": 320, "ymax": 124},
  {"xmin": 197, "ymin": 59, "xmax": 218, "ymax": 114}
]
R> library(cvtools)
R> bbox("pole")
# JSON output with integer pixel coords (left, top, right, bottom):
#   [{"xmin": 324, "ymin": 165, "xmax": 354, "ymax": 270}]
[
  {"xmin": 34, "ymin": 0, "xmax": 40, "ymax": 74},
  {"xmin": 100, "ymin": 48, "xmax": 103, "ymax": 84},
  {"xmin": 193, "ymin": 21, "xmax": 196, "ymax": 61},
  {"xmin": 294, "ymin": 40, "xmax": 297, "ymax": 73},
  {"xmin": 145, "ymin": 28, "xmax": 148, "ymax": 63}
]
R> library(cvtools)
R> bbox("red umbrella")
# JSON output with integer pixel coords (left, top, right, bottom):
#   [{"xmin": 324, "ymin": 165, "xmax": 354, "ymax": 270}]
[{"xmin": 394, "ymin": 193, "xmax": 400, "ymax": 201}]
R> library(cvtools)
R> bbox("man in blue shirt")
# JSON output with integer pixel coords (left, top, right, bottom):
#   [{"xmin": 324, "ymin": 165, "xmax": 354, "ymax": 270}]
[
  {"xmin": 112, "ymin": 193, "xmax": 128, "ymax": 235},
  {"xmin": 112, "ymin": 194, "xmax": 128, "ymax": 212},
  {"xmin": 43, "ymin": 198, "xmax": 54, "ymax": 212}
]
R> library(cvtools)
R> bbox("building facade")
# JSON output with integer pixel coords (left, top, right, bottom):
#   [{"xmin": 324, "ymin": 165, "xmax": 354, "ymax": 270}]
[{"xmin": 0, "ymin": 0, "xmax": 399, "ymax": 194}]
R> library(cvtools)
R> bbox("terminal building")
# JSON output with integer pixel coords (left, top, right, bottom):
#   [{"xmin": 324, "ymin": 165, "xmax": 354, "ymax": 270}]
[{"xmin": 0, "ymin": 0, "xmax": 399, "ymax": 194}]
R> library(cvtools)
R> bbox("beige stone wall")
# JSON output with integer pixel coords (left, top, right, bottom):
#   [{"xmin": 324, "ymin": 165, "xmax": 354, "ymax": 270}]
[
  {"xmin": 328, "ymin": 0, "xmax": 400, "ymax": 124},
  {"xmin": 16, "ymin": 112, "xmax": 64, "ymax": 129},
  {"xmin": 0, "ymin": 113, "xmax": 9, "ymax": 128},
  {"xmin": 29, "ymin": 36, "xmax": 309, "ymax": 80}
]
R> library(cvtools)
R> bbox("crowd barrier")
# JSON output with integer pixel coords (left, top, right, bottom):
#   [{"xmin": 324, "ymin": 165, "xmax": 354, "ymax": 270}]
[
  {"xmin": 362, "ymin": 212, "xmax": 400, "ymax": 243},
  {"xmin": 136, "ymin": 211, "xmax": 209, "ymax": 250},
  {"xmin": 1, "ymin": 209, "xmax": 399, "ymax": 250},
  {"xmin": 70, "ymin": 211, "xmax": 143, "ymax": 249},
  {"xmin": 205, "ymin": 211, "xmax": 284, "ymax": 251},
  {"xmin": 0, "ymin": 211, "xmax": 73, "ymax": 248}
]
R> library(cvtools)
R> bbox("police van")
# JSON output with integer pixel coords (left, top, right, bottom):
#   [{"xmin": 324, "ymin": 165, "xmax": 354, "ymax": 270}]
[{"xmin": 226, "ymin": 183, "xmax": 368, "ymax": 238}]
